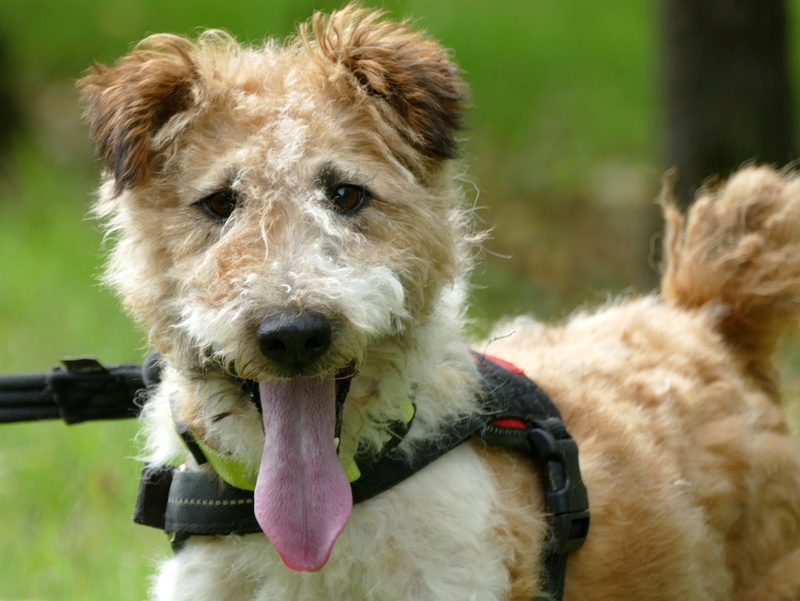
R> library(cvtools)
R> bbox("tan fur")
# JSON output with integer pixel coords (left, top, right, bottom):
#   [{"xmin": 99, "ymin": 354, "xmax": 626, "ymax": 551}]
[
  {"xmin": 80, "ymin": 36, "xmax": 198, "ymax": 193},
  {"xmin": 485, "ymin": 167, "xmax": 800, "ymax": 599},
  {"xmin": 78, "ymin": 6, "xmax": 800, "ymax": 600},
  {"xmin": 305, "ymin": 8, "xmax": 467, "ymax": 163},
  {"xmin": 471, "ymin": 441, "xmax": 547, "ymax": 599},
  {"xmin": 487, "ymin": 299, "xmax": 800, "ymax": 600},
  {"xmin": 661, "ymin": 167, "xmax": 800, "ymax": 394}
]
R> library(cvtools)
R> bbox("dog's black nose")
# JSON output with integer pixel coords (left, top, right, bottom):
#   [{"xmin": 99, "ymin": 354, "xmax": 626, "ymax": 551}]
[{"xmin": 256, "ymin": 311, "xmax": 332, "ymax": 371}]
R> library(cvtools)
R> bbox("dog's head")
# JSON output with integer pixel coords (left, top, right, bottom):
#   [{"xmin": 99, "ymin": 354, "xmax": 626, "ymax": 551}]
[
  {"xmin": 79, "ymin": 5, "xmax": 473, "ymax": 572},
  {"xmin": 79, "ymin": 5, "xmax": 469, "ymax": 375}
]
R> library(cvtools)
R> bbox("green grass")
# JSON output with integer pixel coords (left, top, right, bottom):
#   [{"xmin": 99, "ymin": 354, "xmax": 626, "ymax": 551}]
[
  {"xmin": 0, "ymin": 2, "xmax": 798, "ymax": 599},
  {"xmin": 0, "ymin": 146, "xmax": 157, "ymax": 601},
  {"xmin": 0, "ymin": 421, "xmax": 163, "ymax": 600}
]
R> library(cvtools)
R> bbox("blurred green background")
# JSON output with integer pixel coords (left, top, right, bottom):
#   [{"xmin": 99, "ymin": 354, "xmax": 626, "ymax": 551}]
[{"xmin": 0, "ymin": 1, "xmax": 797, "ymax": 599}]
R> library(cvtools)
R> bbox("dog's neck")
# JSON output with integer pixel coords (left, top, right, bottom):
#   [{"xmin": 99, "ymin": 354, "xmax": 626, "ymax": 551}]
[{"xmin": 337, "ymin": 281, "xmax": 480, "ymax": 465}]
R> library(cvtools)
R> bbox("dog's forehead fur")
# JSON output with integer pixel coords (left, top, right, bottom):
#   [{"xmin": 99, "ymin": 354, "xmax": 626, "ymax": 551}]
[
  {"xmin": 159, "ymin": 38, "xmax": 419, "ymax": 194},
  {"xmin": 80, "ymin": 7, "xmax": 467, "ymax": 195}
]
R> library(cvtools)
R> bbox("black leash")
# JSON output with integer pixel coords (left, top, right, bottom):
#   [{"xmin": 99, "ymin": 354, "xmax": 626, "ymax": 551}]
[{"xmin": 0, "ymin": 357, "xmax": 145, "ymax": 424}]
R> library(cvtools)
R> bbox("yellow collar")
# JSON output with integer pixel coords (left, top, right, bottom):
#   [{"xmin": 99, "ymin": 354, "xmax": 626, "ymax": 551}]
[{"xmin": 171, "ymin": 395, "xmax": 416, "ymax": 491}]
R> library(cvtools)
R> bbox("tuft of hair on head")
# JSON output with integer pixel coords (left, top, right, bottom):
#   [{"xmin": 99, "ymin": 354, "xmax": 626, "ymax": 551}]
[
  {"xmin": 301, "ymin": 3, "xmax": 468, "ymax": 161},
  {"xmin": 77, "ymin": 35, "xmax": 200, "ymax": 195}
]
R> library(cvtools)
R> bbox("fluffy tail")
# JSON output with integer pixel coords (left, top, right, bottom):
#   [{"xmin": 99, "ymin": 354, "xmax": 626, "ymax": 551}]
[{"xmin": 660, "ymin": 165, "xmax": 800, "ymax": 394}]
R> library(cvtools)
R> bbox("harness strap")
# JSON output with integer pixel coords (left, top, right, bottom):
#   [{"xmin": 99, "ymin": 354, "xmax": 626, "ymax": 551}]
[
  {"xmin": 482, "ymin": 413, "xmax": 589, "ymax": 600},
  {"xmin": 133, "ymin": 354, "xmax": 589, "ymax": 600},
  {"xmin": 351, "ymin": 411, "xmax": 486, "ymax": 503},
  {"xmin": 134, "ymin": 464, "xmax": 261, "ymax": 550},
  {"xmin": 475, "ymin": 354, "xmax": 589, "ymax": 601}
]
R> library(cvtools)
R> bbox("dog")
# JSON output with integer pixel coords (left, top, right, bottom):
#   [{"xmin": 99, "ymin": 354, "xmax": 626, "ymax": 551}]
[{"xmin": 78, "ymin": 5, "xmax": 800, "ymax": 600}]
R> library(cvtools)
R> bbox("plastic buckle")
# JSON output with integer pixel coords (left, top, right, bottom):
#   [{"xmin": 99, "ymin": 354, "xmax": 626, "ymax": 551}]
[{"xmin": 528, "ymin": 420, "xmax": 590, "ymax": 554}]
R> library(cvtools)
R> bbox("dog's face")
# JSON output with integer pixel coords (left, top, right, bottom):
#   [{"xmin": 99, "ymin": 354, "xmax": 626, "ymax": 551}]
[
  {"xmin": 80, "ymin": 9, "xmax": 468, "ymax": 379},
  {"xmin": 79, "ymin": 7, "xmax": 470, "ymax": 572}
]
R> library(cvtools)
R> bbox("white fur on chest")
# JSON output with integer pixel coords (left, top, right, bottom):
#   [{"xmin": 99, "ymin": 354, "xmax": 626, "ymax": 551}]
[{"xmin": 153, "ymin": 444, "xmax": 512, "ymax": 601}]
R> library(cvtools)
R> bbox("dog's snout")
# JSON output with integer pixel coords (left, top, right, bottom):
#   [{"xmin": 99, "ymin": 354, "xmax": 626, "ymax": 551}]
[{"xmin": 257, "ymin": 311, "xmax": 332, "ymax": 371}]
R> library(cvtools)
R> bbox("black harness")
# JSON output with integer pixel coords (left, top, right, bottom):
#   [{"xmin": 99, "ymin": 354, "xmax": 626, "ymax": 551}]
[{"xmin": 1, "ymin": 354, "xmax": 589, "ymax": 600}]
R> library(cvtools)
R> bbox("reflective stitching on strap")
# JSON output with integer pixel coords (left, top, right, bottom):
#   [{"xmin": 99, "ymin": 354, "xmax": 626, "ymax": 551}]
[{"xmin": 168, "ymin": 497, "xmax": 254, "ymax": 506}]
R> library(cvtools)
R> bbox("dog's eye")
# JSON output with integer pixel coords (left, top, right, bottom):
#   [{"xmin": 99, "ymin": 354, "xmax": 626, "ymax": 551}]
[
  {"xmin": 330, "ymin": 185, "xmax": 368, "ymax": 215},
  {"xmin": 196, "ymin": 189, "xmax": 239, "ymax": 221}
]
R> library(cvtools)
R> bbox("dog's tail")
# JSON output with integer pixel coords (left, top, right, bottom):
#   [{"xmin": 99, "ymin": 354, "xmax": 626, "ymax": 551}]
[{"xmin": 660, "ymin": 165, "xmax": 800, "ymax": 395}]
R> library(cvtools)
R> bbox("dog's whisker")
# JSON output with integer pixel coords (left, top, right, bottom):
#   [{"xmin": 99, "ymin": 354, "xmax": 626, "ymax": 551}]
[{"xmin": 211, "ymin": 410, "xmax": 234, "ymax": 423}]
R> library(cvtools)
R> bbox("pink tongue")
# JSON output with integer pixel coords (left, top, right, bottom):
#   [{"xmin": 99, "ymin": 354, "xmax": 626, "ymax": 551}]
[{"xmin": 254, "ymin": 376, "xmax": 353, "ymax": 572}]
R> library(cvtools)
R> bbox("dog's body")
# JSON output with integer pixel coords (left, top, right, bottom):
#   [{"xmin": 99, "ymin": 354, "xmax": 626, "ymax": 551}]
[{"xmin": 79, "ymin": 6, "xmax": 800, "ymax": 600}]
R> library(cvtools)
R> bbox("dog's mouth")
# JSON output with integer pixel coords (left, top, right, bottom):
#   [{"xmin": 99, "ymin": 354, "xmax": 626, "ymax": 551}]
[
  {"xmin": 238, "ymin": 363, "xmax": 357, "ymax": 572},
  {"xmin": 240, "ymin": 362, "xmax": 356, "ymax": 443}
]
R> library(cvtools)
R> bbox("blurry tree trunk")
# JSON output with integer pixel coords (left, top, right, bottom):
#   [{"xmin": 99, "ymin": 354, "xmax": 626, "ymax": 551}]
[
  {"xmin": 660, "ymin": 0, "xmax": 796, "ymax": 208},
  {"xmin": 0, "ymin": 31, "xmax": 21, "ymax": 155}
]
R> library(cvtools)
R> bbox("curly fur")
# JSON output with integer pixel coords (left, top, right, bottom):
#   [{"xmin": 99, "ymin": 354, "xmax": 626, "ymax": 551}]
[{"xmin": 78, "ymin": 5, "xmax": 800, "ymax": 600}]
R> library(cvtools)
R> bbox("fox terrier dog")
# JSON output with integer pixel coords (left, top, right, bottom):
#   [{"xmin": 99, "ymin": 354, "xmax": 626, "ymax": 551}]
[{"xmin": 79, "ymin": 5, "xmax": 800, "ymax": 600}]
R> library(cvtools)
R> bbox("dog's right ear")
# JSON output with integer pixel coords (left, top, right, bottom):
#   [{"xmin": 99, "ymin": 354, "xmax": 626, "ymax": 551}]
[{"xmin": 78, "ymin": 36, "xmax": 198, "ymax": 195}]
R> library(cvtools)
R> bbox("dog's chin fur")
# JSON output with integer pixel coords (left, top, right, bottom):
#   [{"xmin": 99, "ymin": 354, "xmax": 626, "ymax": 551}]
[{"xmin": 79, "ymin": 5, "xmax": 800, "ymax": 600}]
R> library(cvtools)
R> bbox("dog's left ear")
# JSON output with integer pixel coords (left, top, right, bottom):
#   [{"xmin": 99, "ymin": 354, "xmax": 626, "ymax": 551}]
[
  {"xmin": 309, "ymin": 6, "xmax": 468, "ymax": 161},
  {"xmin": 78, "ymin": 36, "xmax": 198, "ymax": 194}
]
